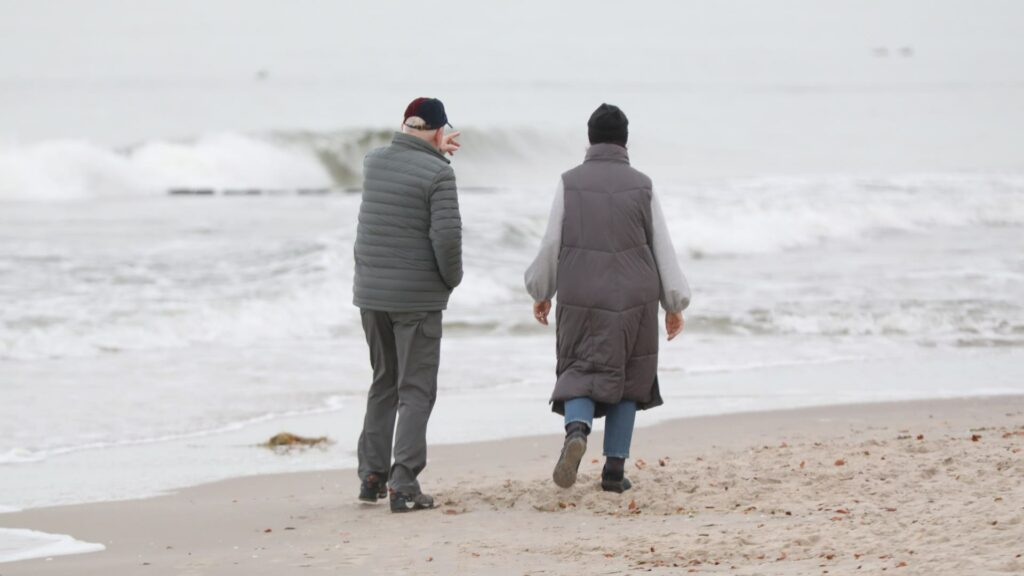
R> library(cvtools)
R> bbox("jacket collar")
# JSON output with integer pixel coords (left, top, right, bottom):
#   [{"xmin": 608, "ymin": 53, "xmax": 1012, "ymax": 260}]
[
  {"xmin": 391, "ymin": 131, "xmax": 451, "ymax": 164},
  {"xmin": 584, "ymin": 143, "xmax": 630, "ymax": 165}
]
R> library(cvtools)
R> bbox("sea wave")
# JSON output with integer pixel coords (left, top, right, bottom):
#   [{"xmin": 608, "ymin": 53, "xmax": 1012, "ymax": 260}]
[
  {"xmin": 0, "ymin": 128, "xmax": 579, "ymax": 200},
  {"xmin": 1, "ymin": 172, "xmax": 1023, "ymax": 361},
  {"xmin": 666, "ymin": 173, "xmax": 1024, "ymax": 255}
]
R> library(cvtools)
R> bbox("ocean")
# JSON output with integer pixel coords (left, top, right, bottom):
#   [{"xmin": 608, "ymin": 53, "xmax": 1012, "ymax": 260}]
[{"xmin": 2, "ymin": 0, "xmax": 1024, "ymax": 563}]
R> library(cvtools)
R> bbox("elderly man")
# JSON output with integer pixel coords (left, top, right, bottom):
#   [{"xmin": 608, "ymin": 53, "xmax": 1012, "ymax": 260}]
[{"xmin": 353, "ymin": 97, "xmax": 462, "ymax": 512}]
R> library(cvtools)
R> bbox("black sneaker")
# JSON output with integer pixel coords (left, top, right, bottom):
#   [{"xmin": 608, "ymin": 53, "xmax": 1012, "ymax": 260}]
[
  {"xmin": 600, "ymin": 472, "xmax": 633, "ymax": 493},
  {"xmin": 552, "ymin": 430, "xmax": 588, "ymax": 488},
  {"xmin": 389, "ymin": 490, "xmax": 435, "ymax": 513},
  {"xmin": 358, "ymin": 473, "xmax": 388, "ymax": 503}
]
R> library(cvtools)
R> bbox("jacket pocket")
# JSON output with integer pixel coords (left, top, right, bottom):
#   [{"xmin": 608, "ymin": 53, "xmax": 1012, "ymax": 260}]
[{"xmin": 420, "ymin": 312, "xmax": 443, "ymax": 338}]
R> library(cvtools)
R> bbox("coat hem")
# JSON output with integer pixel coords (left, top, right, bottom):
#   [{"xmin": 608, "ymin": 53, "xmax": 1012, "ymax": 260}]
[{"xmin": 353, "ymin": 300, "xmax": 449, "ymax": 313}]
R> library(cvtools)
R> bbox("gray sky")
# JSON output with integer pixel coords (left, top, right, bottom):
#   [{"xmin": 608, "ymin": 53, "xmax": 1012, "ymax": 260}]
[{"xmin": 2, "ymin": 0, "xmax": 1021, "ymax": 84}]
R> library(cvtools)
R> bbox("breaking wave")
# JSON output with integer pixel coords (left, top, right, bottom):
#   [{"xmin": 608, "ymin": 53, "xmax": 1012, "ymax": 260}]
[{"xmin": 0, "ymin": 128, "xmax": 580, "ymax": 200}]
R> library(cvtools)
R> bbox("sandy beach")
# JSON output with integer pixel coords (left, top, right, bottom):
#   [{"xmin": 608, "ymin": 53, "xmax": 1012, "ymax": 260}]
[
  {"xmin": 3, "ymin": 1, "xmax": 1024, "ymax": 575},
  {"xmin": 3, "ymin": 396, "xmax": 1022, "ymax": 576}
]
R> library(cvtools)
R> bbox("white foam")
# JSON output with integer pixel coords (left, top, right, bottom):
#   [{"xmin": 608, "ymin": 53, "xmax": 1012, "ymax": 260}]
[
  {"xmin": 0, "ymin": 528, "xmax": 104, "ymax": 564},
  {"xmin": 129, "ymin": 133, "xmax": 334, "ymax": 191},
  {"xmin": 0, "ymin": 133, "xmax": 333, "ymax": 201},
  {"xmin": 0, "ymin": 448, "xmax": 47, "ymax": 465},
  {"xmin": 665, "ymin": 174, "xmax": 1024, "ymax": 256},
  {"xmin": 0, "ymin": 127, "xmax": 587, "ymax": 201},
  {"xmin": 1, "ymin": 174, "xmax": 1022, "ymax": 364}
]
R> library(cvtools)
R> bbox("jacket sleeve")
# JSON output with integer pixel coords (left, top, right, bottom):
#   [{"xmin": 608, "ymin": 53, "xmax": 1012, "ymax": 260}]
[
  {"xmin": 428, "ymin": 166, "xmax": 463, "ymax": 289},
  {"xmin": 524, "ymin": 178, "xmax": 564, "ymax": 302},
  {"xmin": 650, "ymin": 188, "xmax": 691, "ymax": 313}
]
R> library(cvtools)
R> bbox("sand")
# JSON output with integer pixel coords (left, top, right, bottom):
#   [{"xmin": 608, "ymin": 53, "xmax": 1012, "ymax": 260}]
[{"xmin": 3, "ymin": 396, "xmax": 1023, "ymax": 575}]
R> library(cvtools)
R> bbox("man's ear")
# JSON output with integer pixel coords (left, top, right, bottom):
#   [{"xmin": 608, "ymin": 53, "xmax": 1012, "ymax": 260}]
[{"xmin": 434, "ymin": 128, "xmax": 444, "ymax": 148}]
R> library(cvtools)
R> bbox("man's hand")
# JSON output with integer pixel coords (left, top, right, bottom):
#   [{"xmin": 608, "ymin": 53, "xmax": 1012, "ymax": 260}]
[
  {"xmin": 533, "ymin": 300, "xmax": 551, "ymax": 326},
  {"xmin": 666, "ymin": 312, "xmax": 684, "ymax": 341},
  {"xmin": 441, "ymin": 130, "xmax": 461, "ymax": 156}
]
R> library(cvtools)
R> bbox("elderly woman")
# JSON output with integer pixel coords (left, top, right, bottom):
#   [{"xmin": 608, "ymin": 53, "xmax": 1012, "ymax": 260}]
[{"xmin": 525, "ymin": 104, "xmax": 691, "ymax": 493}]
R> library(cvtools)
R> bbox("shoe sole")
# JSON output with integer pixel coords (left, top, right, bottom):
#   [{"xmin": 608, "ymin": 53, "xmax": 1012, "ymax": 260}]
[
  {"xmin": 390, "ymin": 497, "xmax": 435, "ymax": 513},
  {"xmin": 552, "ymin": 436, "xmax": 587, "ymax": 488},
  {"xmin": 390, "ymin": 503, "xmax": 433, "ymax": 513}
]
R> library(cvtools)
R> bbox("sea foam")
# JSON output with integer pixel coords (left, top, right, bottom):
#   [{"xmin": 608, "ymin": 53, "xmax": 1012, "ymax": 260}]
[
  {"xmin": 0, "ymin": 528, "xmax": 104, "ymax": 564},
  {"xmin": 0, "ymin": 128, "xmax": 578, "ymax": 201},
  {"xmin": 0, "ymin": 133, "xmax": 333, "ymax": 201}
]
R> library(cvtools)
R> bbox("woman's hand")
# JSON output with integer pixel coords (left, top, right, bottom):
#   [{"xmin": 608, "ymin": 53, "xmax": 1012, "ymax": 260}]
[
  {"xmin": 533, "ymin": 300, "xmax": 552, "ymax": 325},
  {"xmin": 666, "ymin": 312, "xmax": 684, "ymax": 341}
]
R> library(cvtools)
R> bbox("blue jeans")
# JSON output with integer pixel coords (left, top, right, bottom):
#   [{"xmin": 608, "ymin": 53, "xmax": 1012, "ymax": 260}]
[{"xmin": 564, "ymin": 397, "xmax": 637, "ymax": 459}]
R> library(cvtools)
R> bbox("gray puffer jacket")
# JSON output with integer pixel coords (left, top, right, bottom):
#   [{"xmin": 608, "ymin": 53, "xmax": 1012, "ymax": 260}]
[{"xmin": 353, "ymin": 132, "xmax": 463, "ymax": 312}]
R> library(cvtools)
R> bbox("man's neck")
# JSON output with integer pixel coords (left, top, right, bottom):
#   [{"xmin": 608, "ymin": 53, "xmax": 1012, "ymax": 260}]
[{"xmin": 401, "ymin": 129, "xmax": 437, "ymax": 149}]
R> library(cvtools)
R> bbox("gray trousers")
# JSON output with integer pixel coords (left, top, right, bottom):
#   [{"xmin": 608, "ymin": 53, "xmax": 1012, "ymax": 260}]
[{"xmin": 357, "ymin": 309, "xmax": 442, "ymax": 495}]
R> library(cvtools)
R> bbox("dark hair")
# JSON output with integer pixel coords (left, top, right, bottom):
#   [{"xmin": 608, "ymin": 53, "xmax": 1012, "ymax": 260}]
[{"xmin": 588, "ymin": 103, "xmax": 628, "ymax": 146}]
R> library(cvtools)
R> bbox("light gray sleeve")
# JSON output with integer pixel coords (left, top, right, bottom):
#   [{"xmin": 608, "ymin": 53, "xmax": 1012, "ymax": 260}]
[
  {"xmin": 651, "ymin": 189, "xmax": 691, "ymax": 313},
  {"xmin": 524, "ymin": 178, "xmax": 564, "ymax": 302}
]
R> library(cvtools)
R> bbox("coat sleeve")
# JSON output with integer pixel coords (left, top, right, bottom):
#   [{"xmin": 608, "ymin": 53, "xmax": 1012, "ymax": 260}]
[
  {"xmin": 524, "ymin": 178, "xmax": 565, "ymax": 302},
  {"xmin": 428, "ymin": 166, "xmax": 463, "ymax": 289},
  {"xmin": 650, "ymin": 188, "xmax": 691, "ymax": 313}
]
